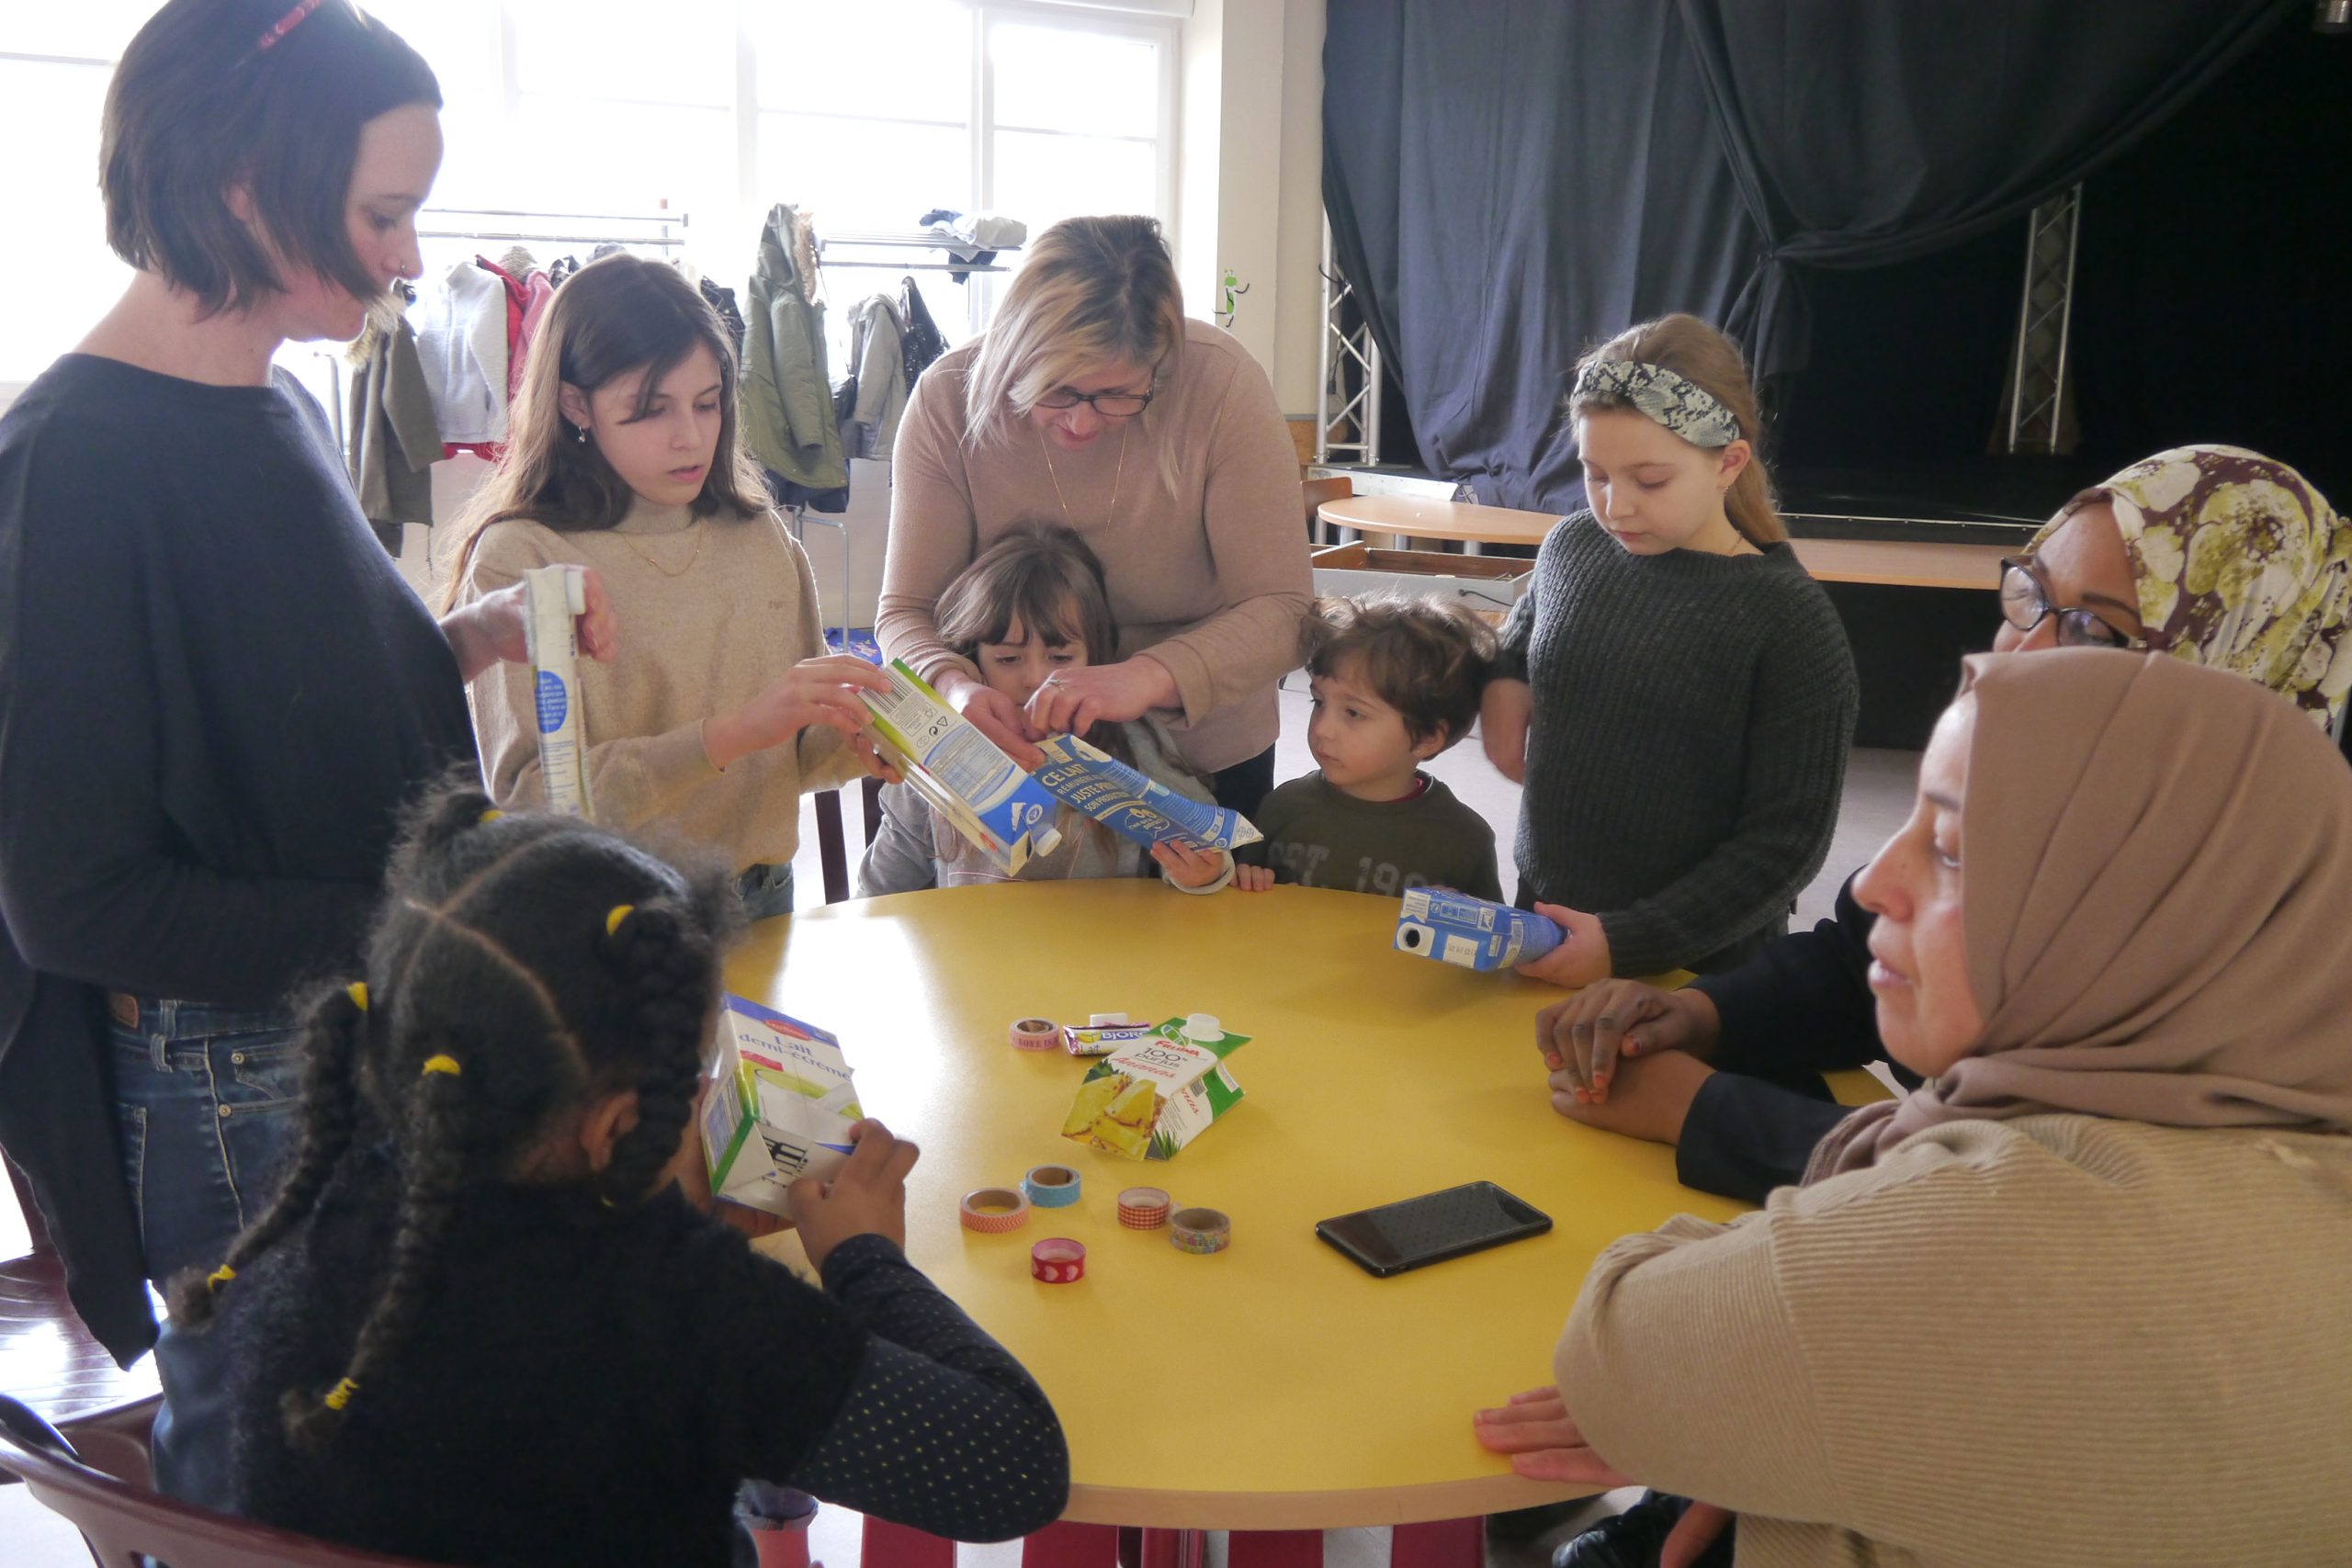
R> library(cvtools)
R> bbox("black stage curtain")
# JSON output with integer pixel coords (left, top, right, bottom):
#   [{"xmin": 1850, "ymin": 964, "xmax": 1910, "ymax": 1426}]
[{"xmin": 1324, "ymin": 0, "xmax": 2295, "ymax": 511}]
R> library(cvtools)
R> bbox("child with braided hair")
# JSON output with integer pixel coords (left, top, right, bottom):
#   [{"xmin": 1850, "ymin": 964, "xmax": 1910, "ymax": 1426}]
[{"xmin": 184, "ymin": 784, "xmax": 1069, "ymax": 1567}]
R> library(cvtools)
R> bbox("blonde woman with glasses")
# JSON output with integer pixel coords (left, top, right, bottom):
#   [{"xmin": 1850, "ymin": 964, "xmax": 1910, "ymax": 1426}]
[{"xmin": 876, "ymin": 215, "xmax": 1310, "ymax": 818}]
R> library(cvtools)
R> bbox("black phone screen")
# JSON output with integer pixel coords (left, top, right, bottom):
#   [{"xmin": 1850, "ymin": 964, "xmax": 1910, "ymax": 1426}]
[{"xmin": 1314, "ymin": 1180, "xmax": 1552, "ymax": 1277}]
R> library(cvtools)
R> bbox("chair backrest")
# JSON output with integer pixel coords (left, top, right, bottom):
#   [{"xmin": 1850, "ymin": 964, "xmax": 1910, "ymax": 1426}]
[{"xmin": 0, "ymin": 1393, "xmax": 437, "ymax": 1568}]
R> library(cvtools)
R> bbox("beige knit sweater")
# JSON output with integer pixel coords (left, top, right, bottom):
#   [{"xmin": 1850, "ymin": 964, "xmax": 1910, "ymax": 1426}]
[
  {"xmin": 458, "ymin": 501, "xmax": 858, "ymax": 872},
  {"xmin": 1557, "ymin": 1115, "xmax": 2352, "ymax": 1568},
  {"xmin": 877, "ymin": 320, "xmax": 1313, "ymax": 774}
]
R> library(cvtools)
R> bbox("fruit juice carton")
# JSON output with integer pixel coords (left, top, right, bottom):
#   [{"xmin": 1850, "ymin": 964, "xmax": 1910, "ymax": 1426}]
[
  {"xmin": 859, "ymin": 659, "xmax": 1063, "ymax": 874},
  {"xmin": 1394, "ymin": 887, "xmax": 1565, "ymax": 972},
  {"xmin": 1031, "ymin": 733, "xmax": 1263, "ymax": 853},
  {"xmin": 701, "ymin": 994, "xmax": 863, "ymax": 1217},
  {"xmin": 1060, "ymin": 1015, "xmax": 1250, "ymax": 1162}
]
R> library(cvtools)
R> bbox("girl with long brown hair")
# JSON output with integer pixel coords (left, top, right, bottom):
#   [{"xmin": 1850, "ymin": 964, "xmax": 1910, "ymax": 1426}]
[
  {"xmin": 445, "ymin": 254, "xmax": 888, "ymax": 918},
  {"xmin": 1480, "ymin": 313, "xmax": 1859, "ymax": 985}
]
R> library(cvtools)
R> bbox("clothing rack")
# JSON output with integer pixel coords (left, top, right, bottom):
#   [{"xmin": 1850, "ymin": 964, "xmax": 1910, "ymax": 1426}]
[
  {"xmin": 815, "ymin": 231, "xmax": 1018, "ymax": 275},
  {"xmin": 416, "ymin": 206, "xmax": 689, "ymax": 249}
]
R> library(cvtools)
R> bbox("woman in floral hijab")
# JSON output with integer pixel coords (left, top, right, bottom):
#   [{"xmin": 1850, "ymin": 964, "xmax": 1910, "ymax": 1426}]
[{"xmin": 2022, "ymin": 444, "xmax": 2352, "ymax": 724}]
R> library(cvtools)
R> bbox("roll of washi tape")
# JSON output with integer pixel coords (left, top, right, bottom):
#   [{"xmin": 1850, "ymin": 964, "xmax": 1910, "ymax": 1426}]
[
  {"xmin": 1115, "ymin": 1186, "xmax": 1171, "ymax": 1230},
  {"xmin": 1031, "ymin": 1237, "xmax": 1086, "ymax": 1283},
  {"xmin": 1023, "ymin": 1164, "xmax": 1082, "ymax": 1208},
  {"xmin": 1169, "ymin": 1206, "xmax": 1231, "ymax": 1255},
  {"xmin": 1010, "ymin": 1017, "xmax": 1059, "ymax": 1051},
  {"xmin": 959, "ymin": 1187, "xmax": 1031, "ymax": 1234}
]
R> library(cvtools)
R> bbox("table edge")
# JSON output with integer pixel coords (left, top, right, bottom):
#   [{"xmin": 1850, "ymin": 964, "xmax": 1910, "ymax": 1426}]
[{"xmin": 1063, "ymin": 1474, "xmax": 1594, "ymax": 1530}]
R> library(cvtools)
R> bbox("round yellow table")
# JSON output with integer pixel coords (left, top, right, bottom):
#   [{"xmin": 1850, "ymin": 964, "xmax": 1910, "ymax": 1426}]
[{"xmin": 734, "ymin": 880, "xmax": 1883, "ymax": 1532}]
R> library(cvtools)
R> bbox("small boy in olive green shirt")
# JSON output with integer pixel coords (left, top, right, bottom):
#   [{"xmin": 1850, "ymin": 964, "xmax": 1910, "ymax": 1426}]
[{"xmin": 1236, "ymin": 596, "xmax": 1502, "ymax": 901}]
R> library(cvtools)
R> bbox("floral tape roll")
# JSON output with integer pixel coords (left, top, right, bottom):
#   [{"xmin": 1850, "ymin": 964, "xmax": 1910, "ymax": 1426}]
[
  {"xmin": 1169, "ymin": 1206, "xmax": 1231, "ymax": 1255},
  {"xmin": 1023, "ymin": 1163, "xmax": 1083, "ymax": 1208},
  {"xmin": 1031, "ymin": 1237, "xmax": 1086, "ymax": 1283},
  {"xmin": 1116, "ymin": 1186, "xmax": 1171, "ymax": 1230},
  {"xmin": 959, "ymin": 1187, "xmax": 1031, "ymax": 1234},
  {"xmin": 1010, "ymin": 1017, "xmax": 1060, "ymax": 1051}
]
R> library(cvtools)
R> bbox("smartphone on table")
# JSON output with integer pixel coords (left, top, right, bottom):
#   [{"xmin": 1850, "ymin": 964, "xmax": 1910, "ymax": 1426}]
[{"xmin": 1315, "ymin": 1180, "xmax": 1552, "ymax": 1278}]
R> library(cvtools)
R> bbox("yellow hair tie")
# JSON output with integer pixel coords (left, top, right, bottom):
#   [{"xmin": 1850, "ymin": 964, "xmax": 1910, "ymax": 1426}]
[
  {"xmin": 323, "ymin": 1377, "xmax": 360, "ymax": 1411},
  {"xmin": 206, "ymin": 1265, "xmax": 236, "ymax": 1291},
  {"xmin": 420, "ymin": 1054, "xmax": 462, "ymax": 1077},
  {"xmin": 345, "ymin": 982, "xmax": 368, "ymax": 1013},
  {"xmin": 605, "ymin": 904, "xmax": 635, "ymax": 936},
  {"xmin": 479, "ymin": 808, "xmax": 504, "ymax": 824},
  {"xmin": 599, "ymin": 1195, "xmax": 619, "ymax": 1210}
]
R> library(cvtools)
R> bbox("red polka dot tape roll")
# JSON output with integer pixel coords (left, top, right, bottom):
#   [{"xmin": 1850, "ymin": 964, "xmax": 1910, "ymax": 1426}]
[
  {"xmin": 959, "ymin": 1187, "xmax": 1030, "ymax": 1234},
  {"xmin": 1009, "ymin": 1017, "xmax": 1059, "ymax": 1051},
  {"xmin": 1031, "ymin": 1237, "xmax": 1086, "ymax": 1283}
]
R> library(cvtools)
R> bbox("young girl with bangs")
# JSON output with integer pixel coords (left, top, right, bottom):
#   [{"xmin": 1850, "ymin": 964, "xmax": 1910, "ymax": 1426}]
[
  {"xmin": 447, "ymin": 254, "xmax": 888, "ymax": 919},
  {"xmin": 1481, "ymin": 313, "xmax": 1858, "ymax": 985},
  {"xmin": 858, "ymin": 524, "xmax": 1234, "ymax": 895}
]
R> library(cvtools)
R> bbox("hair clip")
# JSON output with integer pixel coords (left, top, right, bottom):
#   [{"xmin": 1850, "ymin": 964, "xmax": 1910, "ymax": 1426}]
[
  {"xmin": 345, "ymin": 982, "xmax": 368, "ymax": 1013},
  {"xmin": 605, "ymin": 904, "xmax": 636, "ymax": 936},
  {"xmin": 255, "ymin": 0, "xmax": 326, "ymax": 53},
  {"xmin": 420, "ymin": 1055, "xmax": 462, "ymax": 1077}
]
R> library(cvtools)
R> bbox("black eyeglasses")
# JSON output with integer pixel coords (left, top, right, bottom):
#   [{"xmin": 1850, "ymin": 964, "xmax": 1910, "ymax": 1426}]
[
  {"xmin": 1034, "ymin": 387, "xmax": 1154, "ymax": 418},
  {"xmin": 1997, "ymin": 556, "xmax": 2151, "ymax": 650}
]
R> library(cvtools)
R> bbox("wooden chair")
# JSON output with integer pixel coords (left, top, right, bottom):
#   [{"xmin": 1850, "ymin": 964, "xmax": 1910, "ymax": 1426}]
[
  {"xmin": 1301, "ymin": 475, "xmax": 1351, "ymax": 547},
  {"xmin": 0, "ymin": 1393, "xmax": 437, "ymax": 1567},
  {"xmin": 0, "ymin": 1161, "xmax": 160, "ymax": 1438},
  {"xmin": 811, "ymin": 776, "xmax": 885, "ymax": 905}
]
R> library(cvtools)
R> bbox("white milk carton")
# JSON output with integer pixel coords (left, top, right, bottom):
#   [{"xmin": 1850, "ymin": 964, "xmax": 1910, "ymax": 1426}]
[
  {"xmin": 521, "ymin": 564, "xmax": 593, "ymax": 818},
  {"xmin": 859, "ymin": 660, "xmax": 1062, "ymax": 874}
]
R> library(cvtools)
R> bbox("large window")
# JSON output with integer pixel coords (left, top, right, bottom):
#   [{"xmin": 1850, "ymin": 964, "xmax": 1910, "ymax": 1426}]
[{"xmin": 0, "ymin": 0, "xmax": 1177, "ymax": 386}]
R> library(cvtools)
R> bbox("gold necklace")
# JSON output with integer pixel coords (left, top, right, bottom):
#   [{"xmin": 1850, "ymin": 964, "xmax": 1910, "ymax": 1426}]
[
  {"xmin": 608, "ymin": 517, "xmax": 706, "ymax": 579},
  {"xmin": 1040, "ymin": 423, "xmax": 1129, "ymax": 530}
]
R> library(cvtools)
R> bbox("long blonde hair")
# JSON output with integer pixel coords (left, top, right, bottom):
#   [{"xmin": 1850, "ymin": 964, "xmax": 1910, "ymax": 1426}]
[
  {"xmin": 1567, "ymin": 313, "xmax": 1785, "ymax": 547},
  {"xmin": 437, "ymin": 254, "xmax": 769, "ymax": 606},
  {"xmin": 962, "ymin": 215, "xmax": 1185, "ymax": 468}
]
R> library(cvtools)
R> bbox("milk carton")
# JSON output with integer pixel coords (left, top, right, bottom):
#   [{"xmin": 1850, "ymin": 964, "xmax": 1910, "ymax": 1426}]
[
  {"xmin": 1394, "ymin": 887, "xmax": 1565, "ymax": 972},
  {"xmin": 700, "ymin": 996, "xmax": 862, "ymax": 1216},
  {"xmin": 1060, "ymin": 1015, "xmax": 1250, "ymax": 1162},
  {"xmin": 1031, "ymin": 734, "xmax": 1261, "ymax": 852},
  {"xmin": 859, "ymin": 660, "xmax": 1062, "ymax": 874},
  {"xmin": 521, "ymin": 564, "xmax": 593, "ymax": 818}
]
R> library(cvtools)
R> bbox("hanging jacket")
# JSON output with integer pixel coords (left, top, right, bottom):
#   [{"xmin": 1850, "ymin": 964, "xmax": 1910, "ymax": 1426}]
[
  {"xmin": 899, "ymin": 276, "xmax": 948, "ymax": 392},
  {"xmin": 842, "ymin": 293, "xmax": 909, "ymax": 460},
  {"xmin": 742, "ymin": 204, "xmax": 847, "ymax": 492},
  {"xmin": 412, "ymin": 259, "xmax": 508, "ymax": 444},
  {"xmin": 345, "ymin": 309, "xmax": 441, "ymax": 540},
  {"xmin": 699, "ymin": 277, "xmax": 748, "ymax": 356}
]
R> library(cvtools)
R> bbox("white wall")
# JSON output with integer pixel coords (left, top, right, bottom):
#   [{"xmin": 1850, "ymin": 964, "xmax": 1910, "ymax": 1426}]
[{"xmin": 1174, "ymin": 0, "xmax": 1326, "ymax": 418}]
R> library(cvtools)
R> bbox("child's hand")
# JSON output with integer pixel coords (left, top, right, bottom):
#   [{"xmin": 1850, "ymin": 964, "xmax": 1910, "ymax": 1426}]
[
  {"xmin": 1150, "ymin": 840, "xmax": 1229, "ymax": 889},
  {"xmin": 1480, "ymin": 679, "xmax": 1533, "ymax": 783},
  {"xmin": 1535, "ymin": 981, "xmax": 1721, "ymax": 1099},
  {"xmin": 786, "ymin": 1119, "xmax": 919, "ymax": 1271},
  {"xmin": 1232, "ymin": 863, "xmax": 1275, "ymax": 893},
  {"xmin": 1514, "ymin": 902, "xmax": 1611, "ymax": 987},
  {"xmin": 936, "ymin": 671, "xmax": 1046, "ymax": 769},
  {"xmin": 846, "ymin": 730, "xmax": 904, "ymax": 784},
  {"xmin": 706, "ymin": 656, "xmax": 892, "ymax": 771}
]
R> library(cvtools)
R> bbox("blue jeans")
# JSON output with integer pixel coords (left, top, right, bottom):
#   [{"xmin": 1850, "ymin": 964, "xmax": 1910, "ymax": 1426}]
[
  {"xmin": 108, "ymin": 994, "xmax": 305, "ymax": 1511},
  {"xmin": 737, "ymin": 862, "xmax": 796, "ymax": 921}
]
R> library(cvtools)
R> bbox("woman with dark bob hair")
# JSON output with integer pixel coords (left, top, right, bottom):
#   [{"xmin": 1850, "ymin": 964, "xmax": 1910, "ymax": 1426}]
[{"xmin": 0, "ymin": 0, "xmax": 610, "ymax": 1503}]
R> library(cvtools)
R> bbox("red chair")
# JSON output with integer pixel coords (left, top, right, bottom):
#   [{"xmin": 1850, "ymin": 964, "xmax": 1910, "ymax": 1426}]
[{"xmin": 0, "ymin": 1393, "xmax": 442, "ymax": 1567}]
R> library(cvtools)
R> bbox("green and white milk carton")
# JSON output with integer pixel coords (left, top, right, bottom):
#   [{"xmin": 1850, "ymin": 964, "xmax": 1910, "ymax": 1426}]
[{"xmin": 700, "ymin": 994, "xmax": 863, "ymax": 1216}]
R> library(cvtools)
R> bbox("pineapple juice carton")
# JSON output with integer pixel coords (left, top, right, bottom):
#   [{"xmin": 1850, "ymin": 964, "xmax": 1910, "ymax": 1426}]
[
  {"xmin": 1060, "ymin": 1015, "xmax": 1250, "ymax": 1162},
  {"xmin": 700, "ymin": 994, "xmax": 864, "ymax": 1216}
]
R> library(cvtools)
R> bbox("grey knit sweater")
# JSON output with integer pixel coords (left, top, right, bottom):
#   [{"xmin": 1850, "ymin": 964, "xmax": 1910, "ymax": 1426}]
[{"xmin": 1495, "ymin": 513, "xmax": 1857, "ymax": 975}]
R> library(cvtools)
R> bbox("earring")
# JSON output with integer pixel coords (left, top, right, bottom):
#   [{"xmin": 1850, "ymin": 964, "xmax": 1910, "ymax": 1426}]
[{"xmin": 573, "ymin": 423, "xmax": 588, "ymax": 445}]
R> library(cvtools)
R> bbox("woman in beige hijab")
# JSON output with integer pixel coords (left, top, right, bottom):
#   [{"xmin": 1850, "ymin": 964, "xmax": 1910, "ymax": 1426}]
[{"xmin": 1478, "ymin": 649, "xmax": 2352, "ymax": 1568}]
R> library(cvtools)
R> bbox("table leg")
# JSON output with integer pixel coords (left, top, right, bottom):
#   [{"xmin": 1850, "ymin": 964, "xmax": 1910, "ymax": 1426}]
[
  {"xmin": 1137, "ymin": 1528, "xmax": 1208, "ymax": 1568},
  {"xmin": 1022, "ymin": 1520, "xmax": 1123, "ymax": 1567},
  {"xmin": 859, "ymin": 1516, "xmax": 956, "ymax": 1568},
  {"xmin": 1227, "ymin": 1528, "xmax": 1323, "ymax": 1566},
  {"xmin": 1388, "ymin": 1517, "xmax": 1483, "ymax": 1568}
]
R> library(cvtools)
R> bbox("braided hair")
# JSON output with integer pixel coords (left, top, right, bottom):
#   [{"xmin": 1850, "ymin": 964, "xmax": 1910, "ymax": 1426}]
[{"xmin": 173, "ymin": 780, "xmax": 742, "ymax": 1450}]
